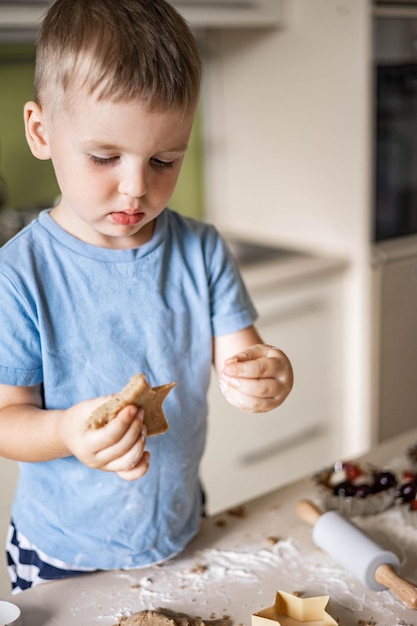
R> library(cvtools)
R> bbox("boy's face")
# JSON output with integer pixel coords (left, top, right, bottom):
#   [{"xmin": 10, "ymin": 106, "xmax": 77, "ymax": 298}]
[{"xmin": 26, "ymin": 91, "xmax": 195, "ymax": 248}]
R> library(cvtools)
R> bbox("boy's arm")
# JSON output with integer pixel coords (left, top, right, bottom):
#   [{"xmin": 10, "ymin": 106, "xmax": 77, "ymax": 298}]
[
  {"xmin": 0, "ymin": 384, "xmax": 66, "ymax": 461},
  {"xmin": 0, "ymin": 384, "xmax": 150, "ymax": 481},
  {"xmin": 213, "ymin": 325, "xmax": 293, "ymax": 413}
]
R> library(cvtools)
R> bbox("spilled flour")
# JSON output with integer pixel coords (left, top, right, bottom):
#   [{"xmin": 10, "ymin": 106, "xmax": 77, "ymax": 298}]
[
  {"xmin": 91, "ymin": 523, "xmax": 417, "ymax": 626},
  {"xmin": 107, "ymin": 537, "xmax": 371, "ymax": 623}
]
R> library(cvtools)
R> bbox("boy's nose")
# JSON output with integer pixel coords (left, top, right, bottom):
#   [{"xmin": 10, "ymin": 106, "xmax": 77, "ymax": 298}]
[{"xmin": 119, "ymin": 166, "xmax": 148, "ymax": 198}]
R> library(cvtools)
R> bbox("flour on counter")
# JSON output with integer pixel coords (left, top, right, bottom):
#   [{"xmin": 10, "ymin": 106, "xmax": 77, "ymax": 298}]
[{"xmin": 108, "ymin": 538, "xmax": 370, "ymax": 619}]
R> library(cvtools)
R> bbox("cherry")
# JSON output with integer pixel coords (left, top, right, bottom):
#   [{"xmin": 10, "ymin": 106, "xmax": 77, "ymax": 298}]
[{"xmin": 343, "ymin": 462, "xmax": 361, "ymax": 481}]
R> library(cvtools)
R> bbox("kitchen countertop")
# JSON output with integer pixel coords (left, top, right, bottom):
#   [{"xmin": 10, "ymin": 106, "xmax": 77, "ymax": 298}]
[
  {"xmin": 9, "ymin": 428, "xmax": 417, "ymax": 626},
  {"xmin": 225, "ymin": 237, "xmax": 348, "ymax": 291}
]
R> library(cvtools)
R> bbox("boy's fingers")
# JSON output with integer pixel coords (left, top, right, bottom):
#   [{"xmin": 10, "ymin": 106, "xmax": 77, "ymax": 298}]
[
  {"xmin": 97, "ymin": 405, "xmax": 143, "ymax": 439},
  {"xmin": 114, "ymin": 450, "xmax": 151, "ymax": 480},
  {"xmin": 224, "ymin": 343, "xmax": 267, "ymax": 364},
  {"xmin": 223, "ymin": 346, "xmax": 292, "ymax": 382},
  {"xmin": 90, "ymin": 408, "xmax": 145, "ymax": 464}
]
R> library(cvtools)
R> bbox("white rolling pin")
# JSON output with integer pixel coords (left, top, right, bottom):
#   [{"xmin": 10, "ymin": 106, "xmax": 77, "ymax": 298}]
[{"xmin": 296, "ymin": 499, "xmax": 417, "ymax": 609}]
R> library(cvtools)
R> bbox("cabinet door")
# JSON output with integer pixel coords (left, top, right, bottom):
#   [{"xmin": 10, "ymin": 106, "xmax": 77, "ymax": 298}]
[
  {"xmin": 201, "ymin": 277, "xmax": 343, "ymax": 514},
  {"xmin": 376, "ymin": 256, "xmax": 417, "ymax": 440}
]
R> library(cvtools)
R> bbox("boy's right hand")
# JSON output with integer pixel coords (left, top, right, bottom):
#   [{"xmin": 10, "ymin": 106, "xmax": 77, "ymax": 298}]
[{"xmin": 59, "ymin": 398, "xmax": 150, "ymax": 481}]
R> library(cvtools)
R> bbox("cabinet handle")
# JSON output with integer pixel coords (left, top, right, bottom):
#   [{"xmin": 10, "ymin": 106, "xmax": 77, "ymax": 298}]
[{"xmin": 238, "ymin": 422, "xmax": 326, "ymax": 466}]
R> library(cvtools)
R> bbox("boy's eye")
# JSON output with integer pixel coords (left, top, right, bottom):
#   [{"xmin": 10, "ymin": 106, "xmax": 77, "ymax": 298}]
[
  {"xmin": 89, "ymin": 155, "xmax": 119, "ymax": 166},
  {"xmin": 151, "ymin": 158, "xmax": 174, "ymax": 170}
]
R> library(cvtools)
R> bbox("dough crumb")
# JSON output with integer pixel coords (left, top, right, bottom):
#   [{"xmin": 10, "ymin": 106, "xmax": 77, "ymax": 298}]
[
  {"xmin": 214, "ymin": 519, "xmax": 227, "ymax": 528},
  {"xmin": 118, "ymin": 608, "xmax": 232, "ymax": 626},
  {"xmin": 265, "ymin": 536, "xmax": 280, "ymax": 545},
  {"xmin": 190, "ymin": 564, "xmax": 207, "ymax": 574},
  {"xmin": 227, "ymin": 505, "xmax": 246, "ymax": 518}
]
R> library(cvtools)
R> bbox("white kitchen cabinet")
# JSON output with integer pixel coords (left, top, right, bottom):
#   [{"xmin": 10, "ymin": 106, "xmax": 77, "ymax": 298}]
[
  {"xmin": 201, "ymin": 257, "xmax": 346, "ymax": 514},
  {"xmin": 371, "ymin": 237, "xmax": 417, "ymax": 442},
  {"xmin": 0, "ymin": 0, "xmax": 283, "ymax": 40}
]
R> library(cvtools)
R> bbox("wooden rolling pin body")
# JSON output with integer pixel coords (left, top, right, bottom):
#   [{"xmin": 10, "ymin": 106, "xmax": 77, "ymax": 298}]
[{"xmin": 296, "ymin": 499, "xmax": 417, "ymax": 609}]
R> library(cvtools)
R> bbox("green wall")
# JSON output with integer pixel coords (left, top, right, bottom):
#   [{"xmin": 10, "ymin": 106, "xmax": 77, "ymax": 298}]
[{"xmin": 0, "ymin": 44, "xmax": 205, "ymax": 219}]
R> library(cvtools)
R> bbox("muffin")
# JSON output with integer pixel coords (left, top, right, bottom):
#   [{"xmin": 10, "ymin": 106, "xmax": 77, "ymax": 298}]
[
  {"xmin": 396, "ymin": 470, "xmax": 417, "ymax": 527},
  {"xmin": 313, "ymin": 460, "xmax": 397, "ymax": 516}
]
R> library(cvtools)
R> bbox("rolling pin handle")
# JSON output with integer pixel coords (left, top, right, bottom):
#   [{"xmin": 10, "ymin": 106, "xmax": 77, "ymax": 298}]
[
  {"xmin": 375, "ymin": 563, "xmax": 417, "ymax": 610},
  {"xmin": 296, "ymin": 499, "xmax": 322, "ymax": 526}
]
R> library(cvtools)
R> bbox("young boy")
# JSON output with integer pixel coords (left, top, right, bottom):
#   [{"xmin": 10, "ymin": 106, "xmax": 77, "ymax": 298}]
[{"xmin": 0, "ymin": 0, "xmax": 293, "ymax": 593}]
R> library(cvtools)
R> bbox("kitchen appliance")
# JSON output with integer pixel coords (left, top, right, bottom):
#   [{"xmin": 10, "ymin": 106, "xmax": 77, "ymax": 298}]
[{"xmin": 373, "ymin": 6, "xmax": 417, "ymax": 241}]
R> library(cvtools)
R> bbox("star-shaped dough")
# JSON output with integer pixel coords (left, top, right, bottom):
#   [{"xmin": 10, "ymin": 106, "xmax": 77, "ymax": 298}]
[
  {"xmin": 252, "ymin": 591, "xmax": 337, "ymax": 626},
  {"xmin": 88, "ymin": 374, "xmax": 175, "ymax": 436}
]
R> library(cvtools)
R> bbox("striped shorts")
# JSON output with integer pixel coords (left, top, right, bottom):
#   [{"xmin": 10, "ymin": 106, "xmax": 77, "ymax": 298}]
[{"xmin": 6, "ymin": 521, "xmax": 95, "ymax": 594}]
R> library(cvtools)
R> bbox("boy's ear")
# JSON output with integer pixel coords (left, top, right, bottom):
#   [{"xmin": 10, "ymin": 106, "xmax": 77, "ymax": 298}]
[{"xmin": 24, "ymin": 101, "xmax": 51, "ymax": 160}]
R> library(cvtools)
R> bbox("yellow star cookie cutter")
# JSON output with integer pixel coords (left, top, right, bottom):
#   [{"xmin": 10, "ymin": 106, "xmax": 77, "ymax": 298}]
[{"xmin": 252, "ymin": 590, "xmax": 338, "ymax": 626}]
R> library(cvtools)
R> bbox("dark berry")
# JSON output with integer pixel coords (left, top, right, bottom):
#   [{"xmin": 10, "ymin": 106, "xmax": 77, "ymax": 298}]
[
  {"xmin": 373, "ymin": 471, "xmax": 397, "ymax": 492},
  {"xmin": 399, "ymin": 482, "xmax": 417, "ymax": 503},
  {"xmin": 333, "ymin": 481, "xmax": 356, "ymax": 497},
  {"xmin": 354, "ymin": 483, "xmax": 373, "ymax": 498}
]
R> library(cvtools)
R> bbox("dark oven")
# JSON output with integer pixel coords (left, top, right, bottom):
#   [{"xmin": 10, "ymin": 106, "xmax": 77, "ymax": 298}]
[{"xmin": 374, "ymin": 1, "xmax": 417, "ymax": 241}]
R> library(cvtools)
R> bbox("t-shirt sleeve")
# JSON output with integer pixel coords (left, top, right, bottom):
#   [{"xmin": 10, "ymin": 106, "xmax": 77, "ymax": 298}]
[
  {"xmin": 204, "ymin": 228, "xmax": 258, "ymax": 337},
  {"xmin": 0, "ymin": 271, "xmax": 43, "ymax": 386}
]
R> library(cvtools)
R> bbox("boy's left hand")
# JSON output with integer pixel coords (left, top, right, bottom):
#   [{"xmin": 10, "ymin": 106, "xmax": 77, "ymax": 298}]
[{"xmin": 219, "ymin": 344, "xmax": 293, "ymax": 413}]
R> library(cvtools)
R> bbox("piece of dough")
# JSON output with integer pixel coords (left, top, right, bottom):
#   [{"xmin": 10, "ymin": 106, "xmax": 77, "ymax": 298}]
[
  {"xmin": 118, "ymin": 608, "xmax": 231, "ymax": 626},
  {"xmin": 88, "ymin": 374, "xmax": 175, "ymax": 435}
]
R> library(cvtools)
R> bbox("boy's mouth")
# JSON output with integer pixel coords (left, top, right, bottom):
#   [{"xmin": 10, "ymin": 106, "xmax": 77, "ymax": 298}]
[{"xmin": 110, "ymin": 211, "xmax": 144, "ymax": 226}]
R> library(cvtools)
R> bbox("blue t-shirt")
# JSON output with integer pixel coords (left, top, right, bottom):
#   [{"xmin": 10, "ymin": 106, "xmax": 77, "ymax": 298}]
[{"xmin": 0, "ymin": 208, "xmax": 257, "ymax": 569}]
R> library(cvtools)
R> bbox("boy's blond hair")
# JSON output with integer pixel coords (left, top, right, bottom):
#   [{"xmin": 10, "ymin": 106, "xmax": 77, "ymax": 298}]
[{"xmin": 35, "ymin": 0, "xmax": 202, "ymax": 112}]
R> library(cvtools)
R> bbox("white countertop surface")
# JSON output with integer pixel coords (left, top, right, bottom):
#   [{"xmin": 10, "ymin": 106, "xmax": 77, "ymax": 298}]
[
  {"xmin": 9, "ymin": 428, "xmax": 417, "ymax": 626},
  {"xmin": 237, "ymin": 251, "xmax": 348, "ymax": 293},
  {"xmin": 221, "ymin": 235, "xmax": 348, "ymax": 292}
]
